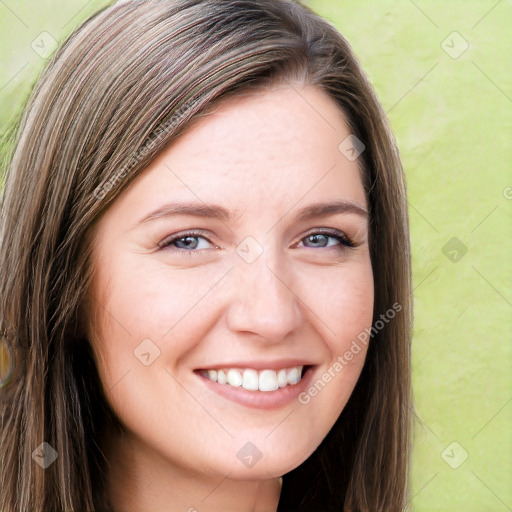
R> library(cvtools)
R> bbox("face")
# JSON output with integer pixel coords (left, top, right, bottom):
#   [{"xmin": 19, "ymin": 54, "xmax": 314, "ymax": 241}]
[{"xmin": 87, "ymin": 84, "xmax": 374, "ymax": 482}]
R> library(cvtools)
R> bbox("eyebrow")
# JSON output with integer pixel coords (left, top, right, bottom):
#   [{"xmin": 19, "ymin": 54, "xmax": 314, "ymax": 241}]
[{"xmin": 137, "ymin": 200, "xmax": 368, "ymax": 225}]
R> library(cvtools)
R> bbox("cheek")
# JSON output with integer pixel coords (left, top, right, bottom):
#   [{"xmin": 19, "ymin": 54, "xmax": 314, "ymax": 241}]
[
  {"xmin": 85, "ymin": 254, "xmax": 235, "ymax": 415},
  {"xmin": 88, "ymin": 254, "xmax": 220, "ymax": 351},
  {"xmin": 304, "ymin": 257, "xmax": 374, "ymax": 349},
  {"xmin": 328, "ymin": 263, "xmax": 374, "ymax": 389},
  {"xmin": 295, "ymin": 258, "xmax": 373, "ymax": 421},
  {"xmin": 113, "ymin": 255, "xmax": 231, "ymax": 328}
]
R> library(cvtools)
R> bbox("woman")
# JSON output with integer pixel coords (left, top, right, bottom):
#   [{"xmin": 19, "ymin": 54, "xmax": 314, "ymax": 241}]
[{"xmin": 0, "ymin": 0, "xmax": 412, "ymax": 510}]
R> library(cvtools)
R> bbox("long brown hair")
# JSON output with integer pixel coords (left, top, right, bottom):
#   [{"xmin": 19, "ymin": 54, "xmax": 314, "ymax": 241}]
[{"xmin": 0, "ymin": 1, "xmax": 412, "ymax": 510}]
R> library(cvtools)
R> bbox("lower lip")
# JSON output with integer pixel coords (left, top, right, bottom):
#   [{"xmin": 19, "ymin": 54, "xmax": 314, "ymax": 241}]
[{"xmin": 195, "ymin": 367, "xmax": 315, "ymax": 410}]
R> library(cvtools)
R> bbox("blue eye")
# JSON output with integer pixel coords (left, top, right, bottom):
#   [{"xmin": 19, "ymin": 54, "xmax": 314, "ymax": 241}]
[
  {"xmin": 158, "ymin": 230, "xmax": 213, "ymax": 254},
  {"xmin": 170, "ymin": 236, "xmax": 206, "ymax": 250},
  {"xmin": 297, "ymin": 230, "xmax": 354, "ymax": 250},
  {"xmin": 158, "ymin": 229, "xmax": 354, "ymax": 255}
]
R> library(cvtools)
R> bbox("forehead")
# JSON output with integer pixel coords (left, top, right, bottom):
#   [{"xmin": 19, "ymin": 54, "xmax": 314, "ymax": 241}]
[{"xmin": 103, "ymin": 85, "xmax": 367, "ymax": 226}]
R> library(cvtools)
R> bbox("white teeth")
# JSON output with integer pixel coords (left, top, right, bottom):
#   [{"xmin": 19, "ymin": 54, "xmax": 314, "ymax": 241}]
[
  {"xmin": 242, "ymin": 369, "xmax": 259, "ymax": 391},
  {"xmin": 277, "ymin": 368, "xmax": 288, "ymax": 388},
  {"xmin": 259, "ymin": 370, "xmax": 278, "ymax": 391},
  {"xmin": 200, "ymin": 365, "xmax": 305, "ymax": 392},
  {"xmin": 217, "ymin": 369, "xmax": 227, "ymax": 384},
  {"xmin": 227, "ymin": 369, "xmax": 242, "ymax": 387},
  {"xmin": 287, "ymin": 367, "xmax": 302, "ymax": 385}
]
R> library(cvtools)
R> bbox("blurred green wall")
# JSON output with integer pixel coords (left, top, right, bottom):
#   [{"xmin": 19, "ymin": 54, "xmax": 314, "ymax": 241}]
[{"xmin": 1, "ymin": 1, "xmax": 511, "ymax": 510}]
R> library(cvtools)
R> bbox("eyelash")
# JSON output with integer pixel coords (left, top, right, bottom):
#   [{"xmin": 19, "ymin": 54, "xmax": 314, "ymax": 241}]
[{"xmin": 158, "ymin": 229, "xmax": 355, "ymax": 256}]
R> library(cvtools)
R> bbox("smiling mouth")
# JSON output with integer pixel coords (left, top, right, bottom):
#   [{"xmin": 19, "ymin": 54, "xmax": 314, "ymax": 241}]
[{"xmin": 195, "ymin": 365, "xmax": 311, "ymax": 392}]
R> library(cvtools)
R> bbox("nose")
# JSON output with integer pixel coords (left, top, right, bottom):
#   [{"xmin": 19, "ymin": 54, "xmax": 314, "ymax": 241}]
[{"xmin": 225, "ymin": 248, "xmax": 302, "ymax": 343}]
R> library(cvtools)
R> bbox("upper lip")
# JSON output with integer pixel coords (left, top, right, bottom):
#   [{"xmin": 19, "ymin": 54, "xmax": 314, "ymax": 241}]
[{"xmin": 195, "ymin": 358, "xmax": 316, "ymax": 371}]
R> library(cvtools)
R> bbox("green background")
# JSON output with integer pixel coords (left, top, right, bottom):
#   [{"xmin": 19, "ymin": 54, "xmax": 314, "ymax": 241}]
[{"xmin": 1, "ymin": 1, "xmax": 511, "ymax": 510}]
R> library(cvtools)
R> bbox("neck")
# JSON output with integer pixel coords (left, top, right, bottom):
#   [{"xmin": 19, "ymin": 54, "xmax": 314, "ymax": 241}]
[{"xmin": 104, "ymin": 429, "xmax": 283, "ymax": 512}]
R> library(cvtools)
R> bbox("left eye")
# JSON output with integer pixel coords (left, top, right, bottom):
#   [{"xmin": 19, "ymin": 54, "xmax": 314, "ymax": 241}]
[{"xmin": 298, "ymin": 232, "xmax": 352, "ymax": 249}]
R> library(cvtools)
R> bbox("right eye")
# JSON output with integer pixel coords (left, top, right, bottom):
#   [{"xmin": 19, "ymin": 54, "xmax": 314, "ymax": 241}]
[{"xmin": 158, "ymin": 230, "xmax": 216, "ymax": 255}]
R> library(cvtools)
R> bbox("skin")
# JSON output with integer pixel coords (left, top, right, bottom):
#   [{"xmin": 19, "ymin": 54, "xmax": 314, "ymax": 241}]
[{"xmin": 86, "ymin": 84, "xmax": 374, "ymax": 512}]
